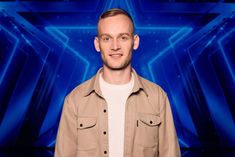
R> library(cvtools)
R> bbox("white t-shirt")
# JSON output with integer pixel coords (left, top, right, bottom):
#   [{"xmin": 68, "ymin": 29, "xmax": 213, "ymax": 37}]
[{"xmin": 99, "ymin": 74, "xmax": 134, "ymax": 157}]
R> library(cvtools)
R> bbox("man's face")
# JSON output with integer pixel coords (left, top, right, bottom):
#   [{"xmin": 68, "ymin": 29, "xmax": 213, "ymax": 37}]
[{"xmin": 94, "ymin": 14, "xmax": 139, "ymax": 71}]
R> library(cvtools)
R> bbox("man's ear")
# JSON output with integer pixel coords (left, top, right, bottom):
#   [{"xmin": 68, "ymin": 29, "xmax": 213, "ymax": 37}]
[
  {"xmin": 133, "ymin": 34, "xmax": 140, "ymax": 50},
  {"xmin": 94, "ymin": 37, "xmax": 101, "ymax": 52}
]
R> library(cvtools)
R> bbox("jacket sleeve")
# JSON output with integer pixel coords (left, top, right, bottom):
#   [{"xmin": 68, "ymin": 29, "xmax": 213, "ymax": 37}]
[
  {"xmin": 158, "ymin": 95, "xmax": 181, "ymax": 157},
  {"xmin": 54, "ymin": 95, "xmax": 77, "ymax": 157}
]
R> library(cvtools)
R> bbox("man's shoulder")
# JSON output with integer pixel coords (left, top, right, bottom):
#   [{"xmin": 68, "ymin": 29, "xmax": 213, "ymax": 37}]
[
  {"xmin": 138, "ymin": 76, "xmax": 167, "ymax": 97},
  {"xmin": 68, "ymin": 75, "xmax": 95, "ymax": 97}
]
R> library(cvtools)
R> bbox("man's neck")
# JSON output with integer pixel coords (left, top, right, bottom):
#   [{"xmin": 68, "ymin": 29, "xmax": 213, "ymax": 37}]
[{"xmin": 102, "ymin": 66, "xmax": 132, "ymax": 85}]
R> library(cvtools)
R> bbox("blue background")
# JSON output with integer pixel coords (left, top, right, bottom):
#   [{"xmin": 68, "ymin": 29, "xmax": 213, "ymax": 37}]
[{"xmin": 0, "ymin": 0, "xmax": 234, "ymax": 149}]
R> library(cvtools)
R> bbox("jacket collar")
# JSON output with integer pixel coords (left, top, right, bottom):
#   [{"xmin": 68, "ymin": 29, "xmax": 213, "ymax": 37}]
[{"xmin": 83, "ymin": 68, "xmax": 148, "ymax": 97}]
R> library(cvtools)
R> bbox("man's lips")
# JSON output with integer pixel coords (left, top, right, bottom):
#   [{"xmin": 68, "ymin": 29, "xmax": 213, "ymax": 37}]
[{"xmin": 109, "ymin": 53, "xmax": 123, "ymax": 58}]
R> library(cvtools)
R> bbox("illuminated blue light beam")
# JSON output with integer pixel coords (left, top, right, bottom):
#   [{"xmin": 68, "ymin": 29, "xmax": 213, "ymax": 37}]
[
  {"xmin": 169, "ymin": 27, "xmax": 193, "ymax": 47},
  {"xmin": 45, "ymin": 26, "xmax": 94, "ymax": 82},
  {"xmin": 199, "ymin": 59, "xmax": 235, "ymax": 143},
  {"xmin": 48, "ymin": 140, "xmax": 56, "ymax": 147},
  {"xmin": 218, "ymin": 28, "xmax": 235, "ymax": 82},
  {"xmin": 146, "ymin": 27, "xmax": 194, "ymax": 145},
  {"xmin": 103, "ymin": 0, "xmax": 115, "ymax": 11},
  {"xmin": 178, "ymin": 137, "xmax": 190, "ymax": 148},
  {"xmin": 40, "ymin": 26, "xmax": 96, "ymax": 142},
  {"xmin": 187, "ymin": 41, "xmax": 235, "ymax": 144},
  {"xmin": 169, "ymin": 93, "xmax": 194, "ymax": 147},
  {"xmin": 169, "ymin": 27, "xmax": 198, "ymax": 136},
  {"xmin": 147, "ymin": 27, "xmax": 192, "ymax": 83},
  {"xmin": 45, "ymin": 27, "xmax": 69, "ymax": 46},
  {"xmin": 141, "ymin": 27, "xmax": 194, "ymax": 147},
  {"xmin": 0, "ymin": 25, "xmax": 19, "ymax": 85}
]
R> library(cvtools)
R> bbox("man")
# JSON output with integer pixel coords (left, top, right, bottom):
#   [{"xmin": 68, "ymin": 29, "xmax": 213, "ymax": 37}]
[{"xmin": 55, "ymin": 8, "xmax": 181, "ymax": 157}]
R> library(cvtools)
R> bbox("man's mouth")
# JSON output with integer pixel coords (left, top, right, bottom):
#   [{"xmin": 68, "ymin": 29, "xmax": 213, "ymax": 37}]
[{"xmin": 109, "ymin": 53, "xmax": 123, "ymax": 58}]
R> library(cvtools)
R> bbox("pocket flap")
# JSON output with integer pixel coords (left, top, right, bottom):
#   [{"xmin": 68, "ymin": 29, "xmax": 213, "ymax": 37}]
[
  {"xmin": 139, "ymin": 113, "xmax": 161, "ymax": 127},
  {"xmin": 77, "ymin": 117, "xmax": 97, "ymax": 129}
]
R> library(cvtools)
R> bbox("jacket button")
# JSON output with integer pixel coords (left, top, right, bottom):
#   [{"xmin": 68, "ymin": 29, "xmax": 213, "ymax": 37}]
[
  {"xmin": 150, "ymin": 121, "xmax": 153, "ymax": 124},
  {"xmin": 104, "ymin": 150, "xmax": 107, "ymax": 154},
  {"xmin": 103, "ymin": 131, "xmax": 106, "ymax": 135},
  {"xmin": 80, "ymin": 123, "xmax": 83, "ymax": 127},
  {"xmin": 103, "ymin": 109, "xmax": 106, "ymax": 113}
]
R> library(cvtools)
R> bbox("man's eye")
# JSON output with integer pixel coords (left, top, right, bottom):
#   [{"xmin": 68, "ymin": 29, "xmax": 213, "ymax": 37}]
[
  {"xmin": 102, "ymin": 37, "xmax": 110, "ymax": 42},
  {"xmin": 121, "ymin": 36, "xmax": 129, "ymax": 41}
]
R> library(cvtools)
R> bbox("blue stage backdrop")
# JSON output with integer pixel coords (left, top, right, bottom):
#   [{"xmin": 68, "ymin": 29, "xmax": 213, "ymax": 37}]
[{"xmin": 0, "ymin": 0, "xmax": 234, "ymax": 149}]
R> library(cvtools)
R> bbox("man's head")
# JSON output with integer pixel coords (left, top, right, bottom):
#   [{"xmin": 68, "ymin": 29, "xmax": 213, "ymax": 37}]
[{"xmin": 94, "ymin": 8, "xmax": 139, "ymax": 71}]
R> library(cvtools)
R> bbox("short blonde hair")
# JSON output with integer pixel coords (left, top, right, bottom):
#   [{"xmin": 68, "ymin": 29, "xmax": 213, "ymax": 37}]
[{"xmin": 97, "ymin": 8, "xmax": 135, "ymax": 35}]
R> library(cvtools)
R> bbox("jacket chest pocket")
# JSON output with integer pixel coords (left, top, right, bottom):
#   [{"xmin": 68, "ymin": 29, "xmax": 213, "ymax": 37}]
[
  {"xmin": 135, "ymin": 113, "xmax": 161, "ymax": 148},
  {"xmin": 77, "ymin": 117, "xmax": 98, "ymax": 150}
]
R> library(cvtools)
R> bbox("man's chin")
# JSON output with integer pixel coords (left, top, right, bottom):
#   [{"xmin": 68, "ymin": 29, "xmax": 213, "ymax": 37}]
[{"xmin": 104, "ymin": 63, "xmax": 131, "ymax": 71}]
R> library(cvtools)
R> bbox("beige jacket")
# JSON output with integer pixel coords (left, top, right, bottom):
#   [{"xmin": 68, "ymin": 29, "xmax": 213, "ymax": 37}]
[{"xmin": 55, "ymin": 68, "xmax": 181, "ymax": 157}]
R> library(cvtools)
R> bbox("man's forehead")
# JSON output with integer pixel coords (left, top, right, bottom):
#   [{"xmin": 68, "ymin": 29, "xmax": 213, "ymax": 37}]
[{"xmin": 97, "ymin": 15, "xmax": 134, "ymax": 34}]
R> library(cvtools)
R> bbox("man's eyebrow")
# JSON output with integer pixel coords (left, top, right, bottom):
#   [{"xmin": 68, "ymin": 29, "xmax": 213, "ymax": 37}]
[
  {"xmin": 118, "ymin": 33, "xmax": 134, "ymax": 39},
  {"xmin": 118, "ymin": 33, "xmax": 132, "ymax": 37},
  {"xmin": 99, "ymin": 33, "xmax": 132, "ymax": 38},
  {"xmin": 98, "ymin": 34, "xmax": 112, "ymax": 38}
]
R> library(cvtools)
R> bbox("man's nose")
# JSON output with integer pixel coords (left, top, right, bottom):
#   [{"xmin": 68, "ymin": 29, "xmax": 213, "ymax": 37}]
[{"xmin": 111, "ymin": 39, "xmax": 121, "ymax": 51}]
